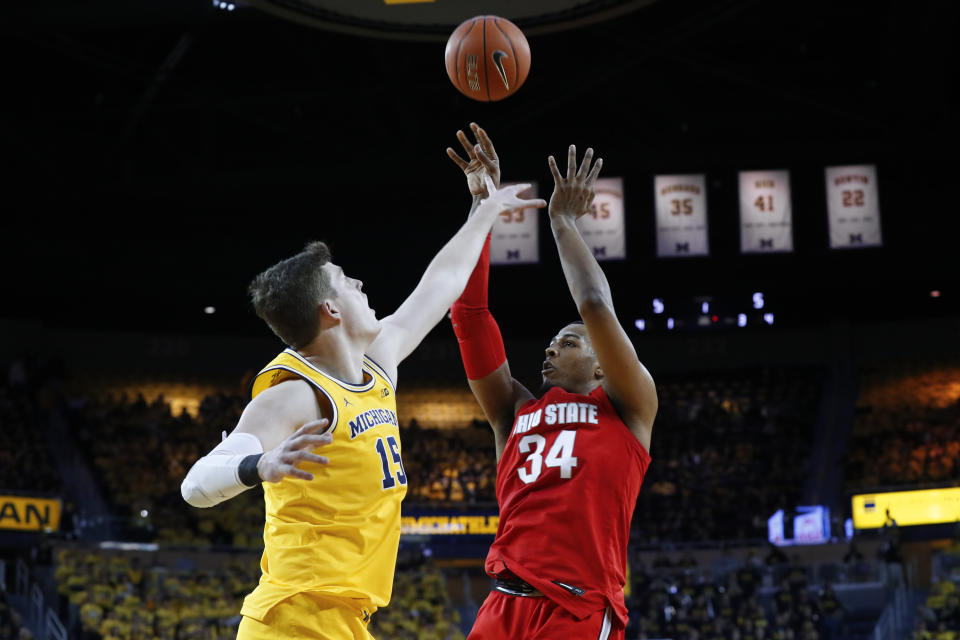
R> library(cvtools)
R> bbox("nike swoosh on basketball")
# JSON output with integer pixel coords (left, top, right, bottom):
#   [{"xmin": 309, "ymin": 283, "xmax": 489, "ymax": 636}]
[{"xmin": 491, "ymin": 50, "xmax": 510, "ymax": 90}]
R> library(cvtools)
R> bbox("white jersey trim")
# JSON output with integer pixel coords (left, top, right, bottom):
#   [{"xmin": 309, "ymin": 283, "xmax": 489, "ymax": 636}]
[
  {"xmin": 597, "ymin": 607, "xmax": 613, "ymax": 640},
  {"xmin": 363, "ymin": 355, "xmax": 396, "ymax": 393}
]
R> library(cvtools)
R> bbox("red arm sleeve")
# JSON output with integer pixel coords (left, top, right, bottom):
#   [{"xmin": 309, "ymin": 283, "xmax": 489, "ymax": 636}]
[{"xmin": 450, "ymin": 234, "xmax": 507, "ymax": 380}]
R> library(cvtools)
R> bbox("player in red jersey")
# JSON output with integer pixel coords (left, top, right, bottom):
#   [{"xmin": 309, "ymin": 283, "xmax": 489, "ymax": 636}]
[{"xmin": 447, "ymin": 126, "xmax": 658, "ymax": 639}]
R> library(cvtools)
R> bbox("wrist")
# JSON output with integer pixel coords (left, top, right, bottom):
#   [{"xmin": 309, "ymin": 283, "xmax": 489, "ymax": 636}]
[
  {"xmin": 474, "ymin": 197, "xmax": 502, "ymax": 220},
  {"xmin": 246, "ymin": 453, "xmax": 265, "ymax": 485}
]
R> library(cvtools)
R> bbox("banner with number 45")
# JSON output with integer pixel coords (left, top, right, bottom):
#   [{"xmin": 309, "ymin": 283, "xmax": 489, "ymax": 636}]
[{"xmin": 576, "ymin": 177, "xmax": 626, "ymax": 261}]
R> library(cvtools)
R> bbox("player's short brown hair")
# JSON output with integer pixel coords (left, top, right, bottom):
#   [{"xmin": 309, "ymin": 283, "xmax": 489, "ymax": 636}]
[{"xmin": 248, "ymin": 241, "xmax": 335, "ymax": 349}]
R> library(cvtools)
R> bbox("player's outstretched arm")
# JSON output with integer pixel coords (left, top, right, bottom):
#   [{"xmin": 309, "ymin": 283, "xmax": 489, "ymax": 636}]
[
  {"xmin": 368, "ymin": 149, "xmax": 546, "ymax": 376},
  {"xmin": 453, "ymin": 245, "xmax": 535, "ymax": 457},
  {"xmin": 547, "ymin": 145, "xmax": 657, "ymax": 451},
  {"xmin": 446, "ymin": 123, "xmax": 535, "ymax": 457},
  {"xmin": 180, "ymin": 381, "xmax": 333, "ymax": 507}
]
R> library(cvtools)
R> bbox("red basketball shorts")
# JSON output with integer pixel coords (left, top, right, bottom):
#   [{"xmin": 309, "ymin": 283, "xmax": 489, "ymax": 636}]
[{"xmin": 467, "ymin": 591, "xmax": 622, "ymax": 640}]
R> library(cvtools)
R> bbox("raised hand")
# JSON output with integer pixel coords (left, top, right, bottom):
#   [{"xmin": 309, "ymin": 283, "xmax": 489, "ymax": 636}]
[
  {"xmin": 257, "ymin": 419, "xmax": 332, "ymax": 482},
  {"xmin": 446, "ymin": 122, "xmax": 501, "ymax": 198},
  {"xmin": 476, "ymin": 175, "xmax": 546, "ymax": 216},
  {"xmin": 547, "ymin": 145, "xmax": 603, "ymax": 221}
]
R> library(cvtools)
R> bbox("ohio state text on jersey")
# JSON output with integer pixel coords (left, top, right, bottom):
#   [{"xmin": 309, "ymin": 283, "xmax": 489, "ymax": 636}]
[{"xmin": 485, "ymin": 385, "xmax": 651, "ymax": 625}]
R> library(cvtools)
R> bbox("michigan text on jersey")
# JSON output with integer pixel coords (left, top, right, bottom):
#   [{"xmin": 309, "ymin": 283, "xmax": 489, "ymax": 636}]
[{"xmin": 349, "ymin": 408, "xmax": 399, "ymax": 439}]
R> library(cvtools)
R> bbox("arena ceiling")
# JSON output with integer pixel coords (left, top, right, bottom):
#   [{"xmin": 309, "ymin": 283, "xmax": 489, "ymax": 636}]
[
  {"xmin": 237, "ymin": 0, "xmax": 660, "ymax": 39},
  {"xmin": 0, "ymin": 0, "xmax": 957, "ymax": 339}
]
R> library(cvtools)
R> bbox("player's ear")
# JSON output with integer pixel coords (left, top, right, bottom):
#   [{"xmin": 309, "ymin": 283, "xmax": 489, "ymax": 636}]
[
  {"xmin": 594, "ymin": 365, "xmax": 604, "ymax": 380},
  {"xmin": 318, "ymin": 299, "xmax": 341, "ymax": 327}
]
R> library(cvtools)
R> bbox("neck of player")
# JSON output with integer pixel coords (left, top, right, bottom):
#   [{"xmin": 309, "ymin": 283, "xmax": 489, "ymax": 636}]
[{"xmin": 298, "ymin": 328, "xmax": 372, "ymax": 385}]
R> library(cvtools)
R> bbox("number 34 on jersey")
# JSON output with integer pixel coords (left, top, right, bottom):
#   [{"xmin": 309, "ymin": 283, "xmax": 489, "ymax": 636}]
[
  {"xmin": 512, "ymin": 400, "xmax": 599, "ymax": 484},
  {"xmin": 517, "ymin": 430, "xmax": 579, "ymax": 484}
]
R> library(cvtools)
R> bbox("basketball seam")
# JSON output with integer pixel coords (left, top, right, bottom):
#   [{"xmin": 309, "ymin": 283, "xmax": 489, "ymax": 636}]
[
  {"xmin": 493, "ymin": 18, "xmax": 519, "ymax": 91},
  {"xmin": 455, "ymin": 18, "xmax": 477, "ymax": 96},
  {"xmin": 482, "ymin": 16, "xmax": 491, "ymax": 102}
]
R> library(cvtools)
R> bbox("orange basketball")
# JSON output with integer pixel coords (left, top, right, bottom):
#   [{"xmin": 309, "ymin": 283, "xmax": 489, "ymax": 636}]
[{"xmin": 444, "ymin": 15, "xmax": 531, "ymax": 102}]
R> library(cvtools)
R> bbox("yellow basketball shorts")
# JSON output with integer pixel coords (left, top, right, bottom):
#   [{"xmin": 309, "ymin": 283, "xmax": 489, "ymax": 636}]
[{"xmin": 237, "ymin": 592, "xmax": 376, "ymax": 640}]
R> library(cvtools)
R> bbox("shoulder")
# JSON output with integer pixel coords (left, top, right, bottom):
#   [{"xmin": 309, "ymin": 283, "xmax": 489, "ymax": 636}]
[
  {"xmin": 241, "ymin": 379, "xmax": 326, "ymax": 439},
  {"xmin": 251, "ymin": 377, "xmax": 318, "ymax": 412},
  {"xmin": 595, "ymin": 385, "xmax": 654, "ymax": 455}
]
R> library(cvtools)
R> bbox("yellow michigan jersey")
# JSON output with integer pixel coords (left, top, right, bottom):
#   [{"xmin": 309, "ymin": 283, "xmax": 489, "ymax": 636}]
[{"xmin": 240, "ymin": 348, "xmax": 407, "ymax": 622}]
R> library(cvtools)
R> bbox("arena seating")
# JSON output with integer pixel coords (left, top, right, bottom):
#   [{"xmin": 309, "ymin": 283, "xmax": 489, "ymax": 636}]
[
  {"xmin": 626, "ymin": 551, "xmax": 867, "ymax": 640},
  {"xmin": 0, "ymin": 381, "xmax": 62, "ymax": 495},
  {"xmin": 396, "ymin": 388, "xmax": 487, "ymax": 430},
  {"xmin": 912, "ymin": 578, "xmax": 960, "ymax": 639},
  {"xmin": 59, "ymin": 364, "xmax": 823, "ymax": 547},
  {"xmin": 54, "ymin": 546, "xmax": 257, "ymax": 639},
  {"xmin": 633, "ymin": 368, "xmax": 822, "ymax": 543},
  {"xmin": 64, "ymin": 387, "xmax": 497, "ymax": 544},
  {"xmin": 367, "ymin": 563, "xmax": 467, "ymax": 640},
  {"xmin": 913, "ymin": 534, "xmax": 960, "ymax": 639},
  {"xmin": 846, "ymin": 361, "xmax": 960, "ymax": 490},
  {"xmin": 52, "ymin": 546, "xmax": 468, "ymax": 640},
  {"xmin": 66, "ymin": 391, "xmax": 265, "ymax": 546},
  {"xmin": 2, "ymin": 363, "xmax": 917, "ymax": 640},
  {"xmin": 401, "ymin": 420, "xmax": 497, "ymax": 505}
]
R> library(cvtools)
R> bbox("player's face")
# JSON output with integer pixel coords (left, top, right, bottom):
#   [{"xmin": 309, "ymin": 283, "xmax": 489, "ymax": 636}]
[
  {"xmin": 324, "ymin": 263, "xmax": 380, "ymax": 338},
  {"xmin": 541, "ymin": 323, "xmax": 598, "ymax": 391}
]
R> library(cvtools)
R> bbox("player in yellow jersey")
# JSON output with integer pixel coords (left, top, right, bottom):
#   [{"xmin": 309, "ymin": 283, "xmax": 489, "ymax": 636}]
[{"xmin": 180, "ymin": 124, "xmax": 544, "ymax": 639}]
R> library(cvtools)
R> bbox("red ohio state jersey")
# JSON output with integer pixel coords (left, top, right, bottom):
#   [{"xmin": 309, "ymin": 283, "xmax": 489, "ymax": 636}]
[{"xmin": 485, "ymin": 384, "xmax": 651, "ymax": 625}]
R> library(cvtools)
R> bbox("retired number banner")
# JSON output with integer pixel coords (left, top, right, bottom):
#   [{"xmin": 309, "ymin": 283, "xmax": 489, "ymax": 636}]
[
  {"xmin": 491, "ymin": 182, "xmax": 539, "ymax": 265},
  {"xmin": 576, "ymin": 177, "xmax": 626, "ymax": 260},
  {"xmin": 825, "ymin": 165, "xmax": 882, "ymax": 249},
  {"xmin": 739, "ymin": 170, "xmax": 794, "ymax": 253},
  {"xmin": 655, "ymin": 174, "xmax": 709, "ymax": 257}
]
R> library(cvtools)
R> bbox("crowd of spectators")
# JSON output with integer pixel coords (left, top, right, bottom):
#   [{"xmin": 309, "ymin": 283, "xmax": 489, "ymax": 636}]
[
  {"xmin": 42, "ymin": 539, "xmax": 892, "ymax": 640},
  {"xmin": 627, "ymin": 550, "xmax": 846, "ymax": 640},
  {"xmin": 53, "ymin": 546, "xmax": 467, "ymax": 640},
  {"xmin": 55, "ymin": 547, "xmax": 257, "ymax": 639},
  {"xmin": 401, "ymin": 419, "xmax": 497, "ymax": 505},
  {"xmin": 913, "ymin": 578, "xmax": 960, "ymax": 640},
  {"xmin": 56, "ymin": 364, "xmax": 823, "ymax": 547},
  {"xmin": 0, "ymin": 358, "xmax": 63, "ymax": 494},
  {"xmin": 367, "ymin": 563, "xmax": 467, "ymax": 640},
  {"xmin": 66, "ymin": 391, "xmax": 265, "ymax": 546},
  {"xmin": 65, "ymin": 388, "xmax": 501, "ymax": 544},
  {"xmin": 846, "ymin": 362, "xmax": 960, "ymax": 490},
  {"xmin": 913, "ymin": 528, "xmax": 960, "ymax": 639},
  {"xmin": 632, "ymin": 368, "xmax": 821, "ymax": 543}
]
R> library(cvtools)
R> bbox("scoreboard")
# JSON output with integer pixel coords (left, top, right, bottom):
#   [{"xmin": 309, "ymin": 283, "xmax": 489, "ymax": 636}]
[{"xmin": 632, "ymin": 291, "xmax": 776, "ymax": 332}]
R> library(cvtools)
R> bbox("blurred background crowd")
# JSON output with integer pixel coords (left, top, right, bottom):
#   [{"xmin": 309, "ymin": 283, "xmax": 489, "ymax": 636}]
[{"xmin": 1, "ymin": 346, "xmax": 958, "ymax": 639}]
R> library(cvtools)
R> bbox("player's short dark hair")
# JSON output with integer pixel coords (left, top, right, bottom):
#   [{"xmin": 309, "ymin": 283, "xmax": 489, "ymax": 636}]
[{"xmin": 248, "ymin": 241, "xmax": 335, "ymax": 349}]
